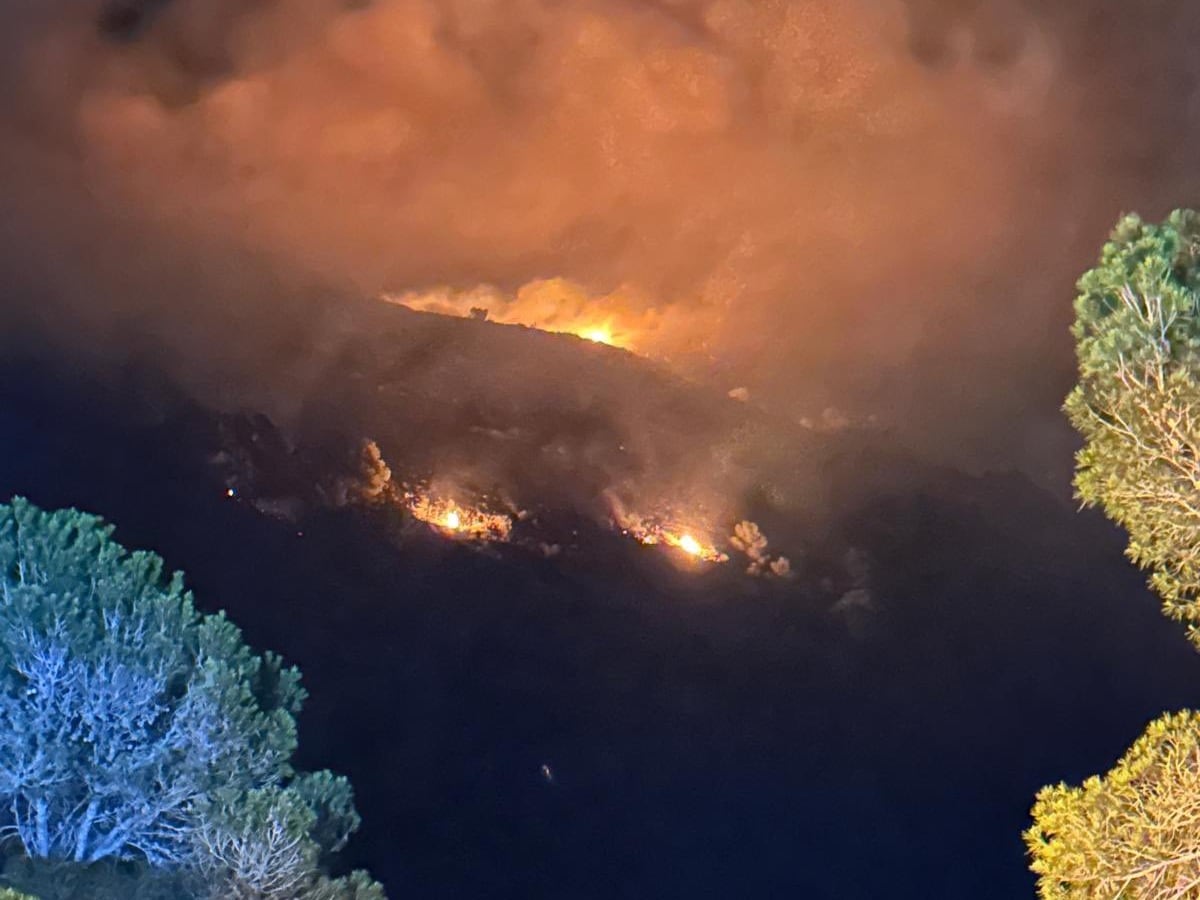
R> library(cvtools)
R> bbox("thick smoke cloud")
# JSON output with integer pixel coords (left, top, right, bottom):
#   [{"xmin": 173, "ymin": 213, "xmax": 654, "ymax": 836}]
[{"xmin": 0, "ymin": 0, "xmax": 1197, "ymax": 480}]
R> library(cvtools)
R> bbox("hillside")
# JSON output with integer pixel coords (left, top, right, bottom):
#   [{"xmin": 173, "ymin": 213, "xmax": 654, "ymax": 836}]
[{"xmin": 1, "ymin": 303, "xmax": 1198, "ymax": 896}]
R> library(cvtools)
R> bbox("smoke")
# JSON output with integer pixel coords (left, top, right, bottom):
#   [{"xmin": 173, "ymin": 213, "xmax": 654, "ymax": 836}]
[{"xmin": 0, "ymin": 0, "xmax": 1198, "ymax": 480}]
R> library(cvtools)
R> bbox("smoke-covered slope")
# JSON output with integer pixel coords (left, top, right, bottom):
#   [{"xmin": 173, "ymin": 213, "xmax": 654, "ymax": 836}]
[
  {"xmin": 1, "ymin": 309, "xmax": 1198, "ymax": 897},
  {"xmin": 39, "ymin": 297, "xmax": 879, "ymax": 564}
]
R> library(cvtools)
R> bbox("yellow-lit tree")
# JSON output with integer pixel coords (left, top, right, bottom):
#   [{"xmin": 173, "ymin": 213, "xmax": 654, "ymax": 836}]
[
  {"xmin": 1029, "ymin": 211, "xmax": 1200, "ymax": 897},
  {"xmin": 1027, "ymin": 712, "xmax": 1200, "ymax": 898}
]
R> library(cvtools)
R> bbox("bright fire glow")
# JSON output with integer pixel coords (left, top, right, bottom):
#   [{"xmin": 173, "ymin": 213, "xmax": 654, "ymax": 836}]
[
  {"xmin": 580, "ymin": 326, "xmax": 615, "ymax": 345},
  {"xmin": 655, "ymin": 528, "xmax": 725, "ymax": 562},
  {"xmin": 612, "ymin": 509, "xmax": 728, "ymax": 563},
  {"xmin": 381, "ymin": 283, "xmax": 640, "ymax": 351},
  {"xmin": 404, "ymin": 492, "xmax": 512, "ymax": 542}
]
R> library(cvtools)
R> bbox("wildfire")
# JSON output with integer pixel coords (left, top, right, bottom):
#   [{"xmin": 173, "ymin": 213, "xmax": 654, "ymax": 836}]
[
  {"xmin": 604, "ymin": 492, "xmax": 729, "ymax": 563},
  {"xmin": 617, "ymin": 517, "xmax": 727, "ymax": 563},
  {"xmin": 657, "ymin": 529, "xmax": 725, "ymax": 562},
  {"xmin": 357, "ymin": 443, "xmax": 739, "ymax": 568},
  {"xmin": 404, "ymin": 492, "xmax": 512, "ymax": 542},
  {"xmin": 380, "ymin": 281, "xmax": 641, "ymax": 351},
  {"xmin": 580, "ymin": 325, "xmax": 616, "ymax": 346}
]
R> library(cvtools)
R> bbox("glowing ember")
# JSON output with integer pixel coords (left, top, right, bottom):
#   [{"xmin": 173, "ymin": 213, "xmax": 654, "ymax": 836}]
[
  {"xmin": 404, "ymin": 492, "xmax": 512, "ymax": 542},
  {"xmin": 676, "ymin": 534, "xmax": 703, "ymax": 557}
]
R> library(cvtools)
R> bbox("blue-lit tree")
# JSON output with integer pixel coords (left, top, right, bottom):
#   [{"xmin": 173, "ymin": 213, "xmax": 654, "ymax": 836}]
[
  {"xmin": 0, "ymin": 497, "xmax": 301, "ymax": 866},
  {"xmin": 0, "ymin": 498, "xmax": 384, "ymax": 899}
]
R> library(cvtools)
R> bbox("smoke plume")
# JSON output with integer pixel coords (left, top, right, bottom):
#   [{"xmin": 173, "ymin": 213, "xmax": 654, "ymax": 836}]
[{"xmin": 1, "ymin": 0, "xmax": 1198, "ymax": 480}]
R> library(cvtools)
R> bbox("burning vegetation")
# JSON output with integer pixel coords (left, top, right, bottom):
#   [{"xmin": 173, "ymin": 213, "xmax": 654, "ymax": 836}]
[
  {"xmin": 662, "ymin": 531, "xmax": 726, "ymax": 563},
  {"xmin": 342, "ymin": 435, "xmax": 804, "ymax": 573},
  {"xmin": 211, "ymin": 309, "xmax": 811, "ymax": 575},
  {"xmin": 379, "ymin": 279, "xmax": 706, "ymax": 357},
  {"xmin": 578, "ymin": 323, "xmax": 619, "ymax": 347},
  {"xmin": 613, "ymin": 509, "xmax": 729, "ymax": 564},
  {"xmin": 356, "ymin": 437, "xmax": 737, "ymax": 563},
  {"xmin": 201, "ymin": 291, "xmax": 819, "ymax": 581},
  {"xmin": 402, "ymin": 490, "xmax": 513, "ymax": 542},
  {"xmin": 342, "ymin": 441, "xmax": 515, "ymax": 542}
]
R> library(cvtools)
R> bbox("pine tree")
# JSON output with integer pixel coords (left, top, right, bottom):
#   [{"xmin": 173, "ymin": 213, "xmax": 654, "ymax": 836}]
[
  {"xmin": 0, "ymin": 497, "xmax": 385, "ymax": 898},
  {"xmin": 1029, "ymin": 211, "xmax": 1200, "ymax": 897},
  {"xmin": 1027, "ymin": 712, "xmax": 1200, "ymax": 898},
  {"xmin": 1065, "ymin": 210, "xmax": 1200, "ymax": 645}
]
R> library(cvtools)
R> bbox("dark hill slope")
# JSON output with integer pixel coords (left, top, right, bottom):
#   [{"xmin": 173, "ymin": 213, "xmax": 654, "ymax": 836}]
[{"xmin": 0, "ymin": 315, "xmax": 1196, "ymax": 898}]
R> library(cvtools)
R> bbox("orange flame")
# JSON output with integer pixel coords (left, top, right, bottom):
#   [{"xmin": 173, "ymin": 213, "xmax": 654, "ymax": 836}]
[
  {"xmin": 616, "ymin": 515, "xmax": 727, "ymax": 563},
  {"xmin": 380, "ymin": 280, "xmax": 648, "ymax": 352},
  {"xmin": 404, "ymin": 492, "xmax": 512, "ymax": 542},
  {"xmin": 657, "ymin": 529, "xmax": 725, "ymax": 562},
  {"xmin": 579, "ymin": 324, "xmax": 617, "ymax": 346},
  {"xmin": 604, "ymin": 492, "xmax": 728, "ymax": 564}
]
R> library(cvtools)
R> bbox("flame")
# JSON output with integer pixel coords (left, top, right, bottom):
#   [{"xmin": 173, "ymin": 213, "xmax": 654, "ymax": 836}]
[
  {"xmin": 658, "ymin": 529, "xmax": 725, "ymax": 561},
  {"xmin": 580, "ymin": 325, "xmax": 616, "ymax": 346},
  {"xmin": 404, "ymin": 492, "xmax": 512, "ymax": 542},
  {"xmin": 613, "ymin": 512, "xmax": 727, "ymax": 563},
  {"xmin": 380, "ymin": 281, "xmax": 651, "ymax": 352}
]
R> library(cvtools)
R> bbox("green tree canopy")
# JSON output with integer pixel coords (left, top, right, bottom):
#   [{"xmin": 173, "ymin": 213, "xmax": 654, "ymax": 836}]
[
  {"xmin": 1029, "ymin": 210, "xmax": 1200, "ymax": 897},
  {"xmin": 1027, "ymin": 711, "xmax": 1200, "ymax": 898},
  {"xmin": 1065, "ymin": 209, "xmax": 1200, "ymax": 645}
]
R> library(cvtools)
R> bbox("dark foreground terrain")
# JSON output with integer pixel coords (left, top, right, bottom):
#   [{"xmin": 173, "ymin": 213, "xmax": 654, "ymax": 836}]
[{"xmin": 1, "ymin": 313, "xmax": 1198, "ymax": 898}]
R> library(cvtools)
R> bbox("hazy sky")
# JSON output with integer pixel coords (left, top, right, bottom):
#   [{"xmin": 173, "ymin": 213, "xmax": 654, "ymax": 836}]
[{"xmin": 1, "ymin": 0, "xmax": 1198, "ymax": 478}]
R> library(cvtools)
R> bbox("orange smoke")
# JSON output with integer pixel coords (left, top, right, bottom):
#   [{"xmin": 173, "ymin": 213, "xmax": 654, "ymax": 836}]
[
  {"xmin": 0, "ymin": 0, "xmax": 1088, "ymax": 481},
  {"xmin": 43, "ymin": 0, "xmax": 1058, "ymax": 408}
]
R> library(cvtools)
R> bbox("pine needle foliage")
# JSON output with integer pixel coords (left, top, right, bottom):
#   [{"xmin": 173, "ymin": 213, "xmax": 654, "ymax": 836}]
[
  {"xmin": 1027, "ymin": 711, "xmax": 1200, "ymax": 899},
  {"xmin": 0, "ymin": 497, "xmax": 386, "ymax": 899},
  {"xmin": 0, "ymin": 496, "xmax": 303, "ymax": 866},
  {"xmin": 1065, "ymin": 210, "xmax": 1200, "ymax": 646},
  {"xmin": 1030, "ymin": 212, "xmax": 1200, "ymax": 897}
]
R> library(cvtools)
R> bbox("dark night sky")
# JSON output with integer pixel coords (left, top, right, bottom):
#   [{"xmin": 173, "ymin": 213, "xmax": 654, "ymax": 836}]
[{"xmin": 4, "ymin": 1, "xmax": 1200, "ymax": 897}]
